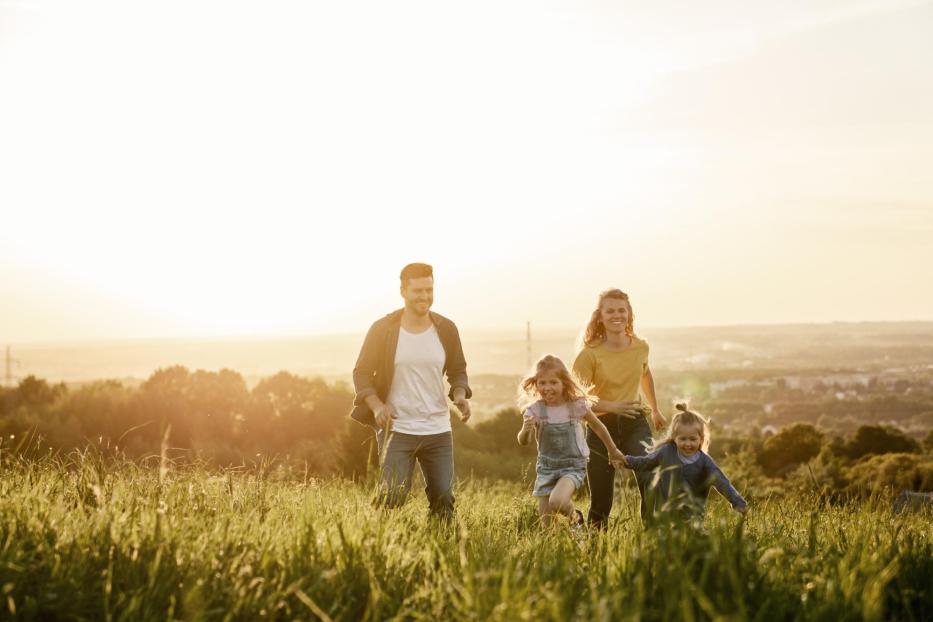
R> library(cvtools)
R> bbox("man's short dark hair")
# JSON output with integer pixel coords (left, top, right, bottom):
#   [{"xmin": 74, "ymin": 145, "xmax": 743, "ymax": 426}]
[{"xmin": 400, "ymin": 263, "xmax": 433, "ymax": 286}]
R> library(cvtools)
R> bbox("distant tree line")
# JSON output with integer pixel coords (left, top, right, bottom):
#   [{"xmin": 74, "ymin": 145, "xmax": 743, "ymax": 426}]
[
  {"xmin": 2, "ymin": 370, "xmax": 931, "ymax": 498},
  {"xmin": 0, "ymin": 369, "xmax": 373, "ymax": 478},
  {"xmin": 736, "ymin": 421, "xmax": 933, "ymax": 499}
]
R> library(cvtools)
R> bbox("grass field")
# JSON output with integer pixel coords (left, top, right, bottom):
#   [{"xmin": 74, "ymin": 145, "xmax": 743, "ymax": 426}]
[{"xmin": 1, "ymin": 450, "xmax": 930, "ymax": 621}]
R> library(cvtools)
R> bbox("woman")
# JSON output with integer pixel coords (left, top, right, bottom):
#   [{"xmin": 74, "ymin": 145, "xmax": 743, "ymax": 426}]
[{"xmin": 573, "ymin": 288, "xmax": 666, "ymax": 526}]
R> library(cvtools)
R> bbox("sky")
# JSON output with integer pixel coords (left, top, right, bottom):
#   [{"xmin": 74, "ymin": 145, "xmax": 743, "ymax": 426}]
[{"xmin": 1, "ymin": 0, "xmax": 932, "ymax": 343}]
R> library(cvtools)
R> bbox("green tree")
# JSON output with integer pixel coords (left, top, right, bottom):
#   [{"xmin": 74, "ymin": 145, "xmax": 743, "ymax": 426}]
[
  {"xmin": 136, "ymin": 366, "xmax": 196, "ymax": 450},
  {"xmin": 186, "ymin": 369, "xmax": 250, "ymax": 462},
  {"xmin": 845, "ymin": 453, "xmax": 933, "ymax": 495},
  {"xmin": 845, "ymin": 425, "xmax": 920, "ymax": 460},
  {"xmin": 14, "ymin": 376, "xmax": 66, "ymax": 409},
  {"xmin": 57, "ymin": 380, "xmax": 135, "ymax": 451},
  {"xmin": 758, "ymin": 423, "xmax": 823, "ymax": 476},
  {"xmin": 247, "ymin": 372, "xmax": 353, "ymax": 470},
  {"xmin": 924, "ymin": 429, "xmax": 933, "ymax": 453},
  {"xmin": 460, "ymin": 407, "xmax": 530, "ymax": 455}
]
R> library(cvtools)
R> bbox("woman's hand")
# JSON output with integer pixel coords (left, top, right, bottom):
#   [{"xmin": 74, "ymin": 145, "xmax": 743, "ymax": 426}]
[
  {"xmin": 650, "ymin": 409, "xmax": 666, "ymax": 431},
  {"xmin": 606, "ymin": 400, "xmax": 645, "ymax": 419}
]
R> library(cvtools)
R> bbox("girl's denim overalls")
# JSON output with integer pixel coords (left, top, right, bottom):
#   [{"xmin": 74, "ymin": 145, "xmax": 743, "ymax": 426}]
[{"xmin": 532, "ymin": 402, "xmax": 588, "ymax": 497}]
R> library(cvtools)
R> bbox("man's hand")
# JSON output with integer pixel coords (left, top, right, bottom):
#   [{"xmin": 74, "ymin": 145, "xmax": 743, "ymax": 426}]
[
  {"xmin": 453, "ymin": 396, "xmax": 471, "ymax": 422},
  {"xmin": 372, "ymin": 403, "xmax": 396, "ymax": 429}
]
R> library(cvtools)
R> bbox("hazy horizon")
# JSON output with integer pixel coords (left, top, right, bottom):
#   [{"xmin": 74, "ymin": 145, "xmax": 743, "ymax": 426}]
[
  {"xmin": 5, "ymin": 318, "xmax": 933, "ymax": 348},
  {"xmin": 5, "ymin": 320, "xmax": 933, "ymax": 386}
]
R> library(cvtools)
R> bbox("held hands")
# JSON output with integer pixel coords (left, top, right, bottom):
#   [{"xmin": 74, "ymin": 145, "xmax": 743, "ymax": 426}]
[{"xmin": 609, "ymin": 448, "xmax": 628, "ymax": 469}]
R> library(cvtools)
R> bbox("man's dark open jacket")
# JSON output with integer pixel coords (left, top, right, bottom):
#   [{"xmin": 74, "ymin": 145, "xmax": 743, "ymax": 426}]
[{"xmin": 349, "ymin": 309, "xmax": 472, "ymax": 426}]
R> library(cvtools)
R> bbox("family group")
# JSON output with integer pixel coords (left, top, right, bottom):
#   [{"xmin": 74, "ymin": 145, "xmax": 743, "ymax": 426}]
[{"xmin": 350, "ymin": 263, "xmax": 747, "ymax": 528}]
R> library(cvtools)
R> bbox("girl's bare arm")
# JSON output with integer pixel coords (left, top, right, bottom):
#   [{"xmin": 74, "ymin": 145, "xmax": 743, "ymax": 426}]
[
  {"xmin": 583, "ymin": 411, "xmax": 625, "ymax": 465},
  {"xmin": 517, "ymin": 418, "xmax": 536, "ymax": 445}
]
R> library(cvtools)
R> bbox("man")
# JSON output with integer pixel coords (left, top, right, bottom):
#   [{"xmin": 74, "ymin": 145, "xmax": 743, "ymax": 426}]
[{"xmin": 350, "ymin": 263, "xmax": 471, "ymax": 519}]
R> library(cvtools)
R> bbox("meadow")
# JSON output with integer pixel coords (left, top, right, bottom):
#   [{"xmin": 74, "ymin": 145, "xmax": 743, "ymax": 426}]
[{"xmin": 1, "ymin": 448, "xmax": 930, "ymax": 622}]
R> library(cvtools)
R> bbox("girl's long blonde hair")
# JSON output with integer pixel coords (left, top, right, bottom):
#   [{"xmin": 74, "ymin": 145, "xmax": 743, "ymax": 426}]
[
  {"xmin": 650, "ymin": 403, "xmax": 711, "ymax": 452},
  {"xmin": 517, "ymin": 354, "xmax": 595, "ymax": 410},
  {"xmin": 582, "ymin": 289, "xmax": 635, "ymax": 348}
]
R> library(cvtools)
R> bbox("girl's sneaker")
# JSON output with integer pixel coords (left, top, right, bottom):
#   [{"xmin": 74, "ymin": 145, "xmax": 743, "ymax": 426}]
[{"xmin": 570, "ymin": 509, "xmax": 587, "ymax": 548}]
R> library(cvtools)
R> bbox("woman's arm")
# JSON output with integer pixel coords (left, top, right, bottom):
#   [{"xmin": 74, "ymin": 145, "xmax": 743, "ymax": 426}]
[{"xmin": 640, "ymin": 364, "xmax": 666, "ymax": 430}]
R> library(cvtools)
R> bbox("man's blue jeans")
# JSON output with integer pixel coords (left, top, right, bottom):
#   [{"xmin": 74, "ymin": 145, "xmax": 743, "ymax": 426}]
[{"xmin": 376, "ymin": 430, "xmax": 455, "ymax": 519}]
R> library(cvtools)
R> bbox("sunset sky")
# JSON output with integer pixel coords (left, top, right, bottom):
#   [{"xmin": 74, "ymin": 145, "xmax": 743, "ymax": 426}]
[{"xmin": 2, "ymin": 0, "xmax": 932, "ymax": 343}]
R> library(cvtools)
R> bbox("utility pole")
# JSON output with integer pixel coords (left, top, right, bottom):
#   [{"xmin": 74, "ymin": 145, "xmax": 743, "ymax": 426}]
[
  {"xmin": 3, "ymin": 345, "xmax": 20, "ymax": 415},
  {"xmin": 526, "ymin": 321, "xmax": 531, "ymax": 371},
  {"xmin": 4, "ymin": 345, "xmax": 20, "ymax": 388}
]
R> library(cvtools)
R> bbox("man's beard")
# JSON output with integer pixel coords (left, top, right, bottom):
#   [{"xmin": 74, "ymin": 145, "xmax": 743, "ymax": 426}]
[{"xmin": 408, "ymin": 301, "xmax": 431, "ymax": 316}]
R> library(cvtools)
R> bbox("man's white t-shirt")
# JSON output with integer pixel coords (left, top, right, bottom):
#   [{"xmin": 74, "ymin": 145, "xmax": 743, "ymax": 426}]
[{"xmin": 386, "ymin": 325, "xmax": 451, "ymax": 435}]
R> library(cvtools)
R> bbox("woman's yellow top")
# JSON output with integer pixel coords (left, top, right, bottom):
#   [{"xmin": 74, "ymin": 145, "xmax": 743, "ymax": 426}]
[{"xmin": 572, "ymin": 336, "xmax": 649, "ymax": 403}]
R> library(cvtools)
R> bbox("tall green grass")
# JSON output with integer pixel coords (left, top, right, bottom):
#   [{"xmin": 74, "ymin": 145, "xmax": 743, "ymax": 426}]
[{"xmin": 0, "ymin": 447, "xmax": 930, "ymax": 621}]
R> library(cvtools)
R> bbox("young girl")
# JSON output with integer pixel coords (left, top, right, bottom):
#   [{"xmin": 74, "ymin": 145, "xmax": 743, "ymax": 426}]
[
  {"xmin": 517, "ymin": 355, "xmax": 626, "ymax": 527},
  {"xmin": 621, "ymin": 403, "xmax": 747, "ymax": 519}
]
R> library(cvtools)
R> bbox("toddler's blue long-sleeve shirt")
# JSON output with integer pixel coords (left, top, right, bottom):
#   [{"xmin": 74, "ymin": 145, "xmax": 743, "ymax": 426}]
[{"xmin": 624, "ymin": 444, "xmax": 747, "ymax": 516}]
